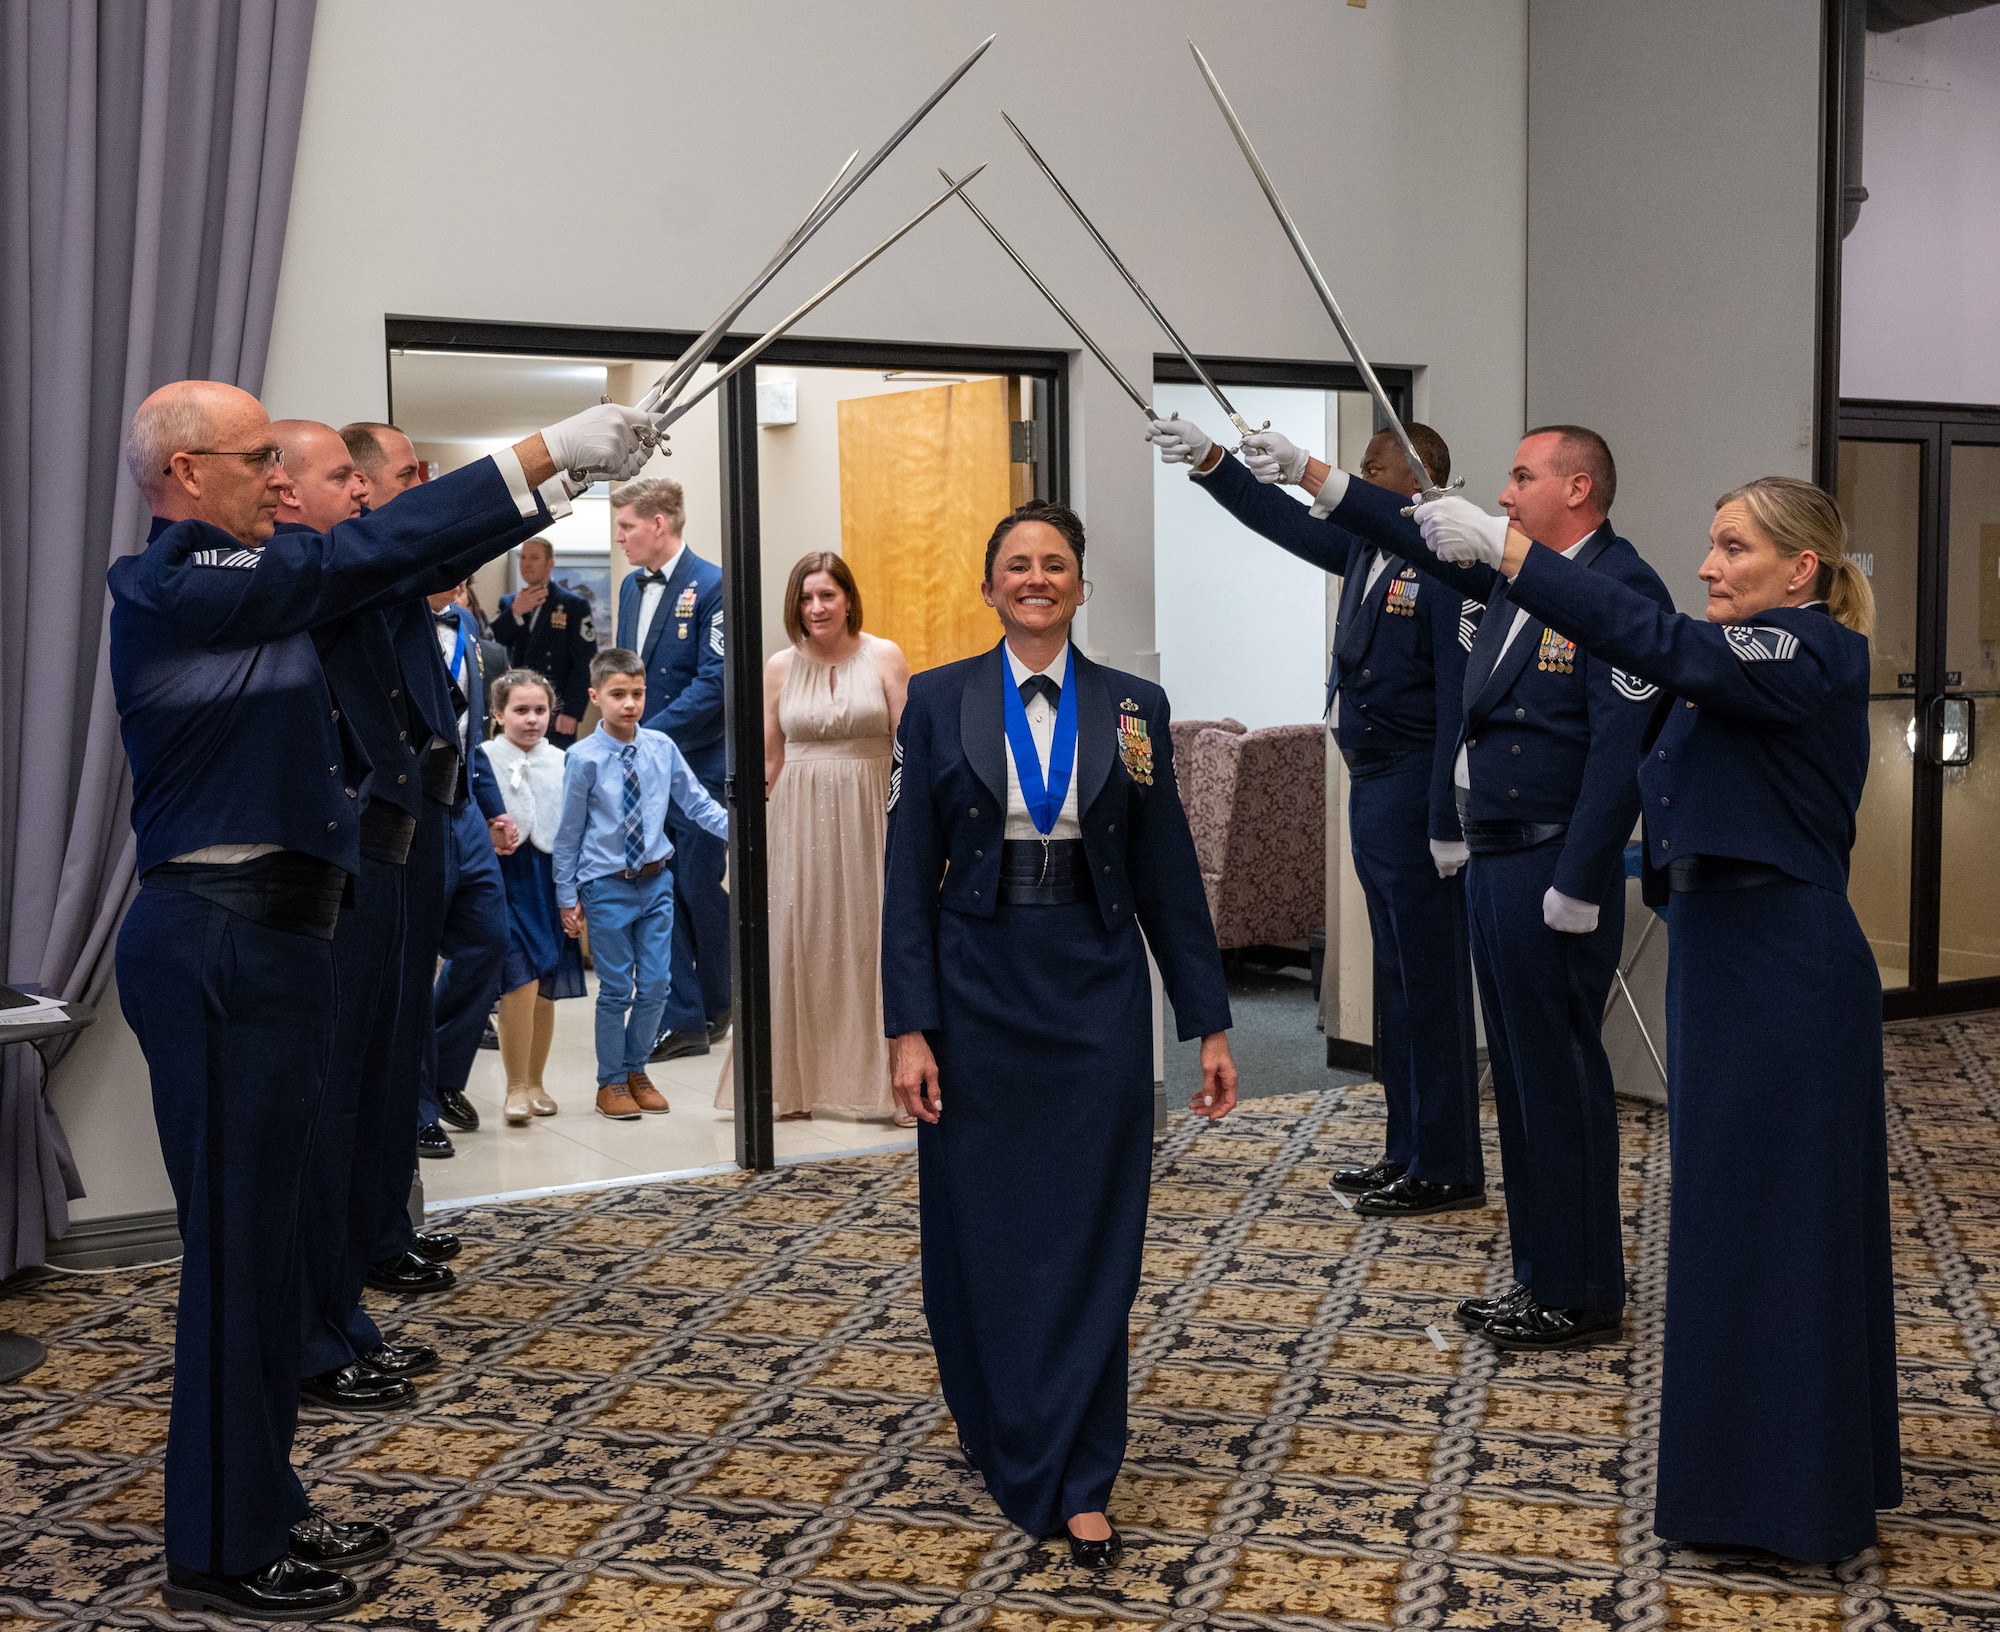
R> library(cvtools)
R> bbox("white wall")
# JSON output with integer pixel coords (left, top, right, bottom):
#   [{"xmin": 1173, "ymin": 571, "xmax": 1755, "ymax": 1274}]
[
  {"xmin": 64, "ymin": 0, "xmax": 1536, "ymax": 1230},
  {"xmin": 1526, "ymin": 0, "xmax": 1825, "ymax": 611},
  {"xmin": 1153, "ymin": 383, "xmax": 1330, "ymax": 728},
  {"xmin": 1841, "ymin": 9, "xmax": 2000, "ymax": 406}
]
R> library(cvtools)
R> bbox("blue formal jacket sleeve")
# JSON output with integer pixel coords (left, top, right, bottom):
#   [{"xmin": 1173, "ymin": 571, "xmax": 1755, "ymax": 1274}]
[
  {"xmin": 1189, "ymin": 454, "xmax": 1366, "ymax": 577},
  {"xmin": 552, "ymin": 750, "xmax": 596, "ymax": 908},
  {"xmin": 652, "ymin": 578, "xmax": 724, "ymax": 744},
  {"xmin": 656, "ymin": 731, "xmax": 731, "ymax": 839},
  {"xmin": 560, "ymin": 598, "xmax": 595, "ymax": 721},
  {"xmin": 1510, "ymin": 543, "xmax": 1837, "ymax": 726},
  {"xmin": 1329, "ymin": 476, "xmax": 1503, "ymax": 602},
  {"xmin": 880, "ymin": 681, "xmax": 943, "ymax": 1037},
  {"xmin": 470, "ymin": 741, "xmax": 507, "ymax": 822},
  {"xmin": 1126, "ymin": 692, "xmax": 1233, "ymax": 1040}
]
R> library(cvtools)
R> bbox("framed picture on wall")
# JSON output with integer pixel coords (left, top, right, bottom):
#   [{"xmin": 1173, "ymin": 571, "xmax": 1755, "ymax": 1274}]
[{"xmin": 552, "ymin": 554, "xmax": 612, "ymax": 649}]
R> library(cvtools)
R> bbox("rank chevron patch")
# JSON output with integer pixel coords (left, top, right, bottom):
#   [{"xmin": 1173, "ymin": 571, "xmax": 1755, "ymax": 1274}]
[
  {"xmin": 1457, "ymin": 599, "xmax": 1481, "ymax": 652},
  {"xmin": 887, "ymin": 735, "xmax": 903, "ymax": 811},
  {"xmin": 188, "ymin": 547, "xmax": 259, "ymax": 569},
  {"xmin": 1612, "ymin": 669, "xmax": 1659, "ymax": 701},
  {"xmin": 1723, "ymin": 624, "xmax": 1799, "ymax": 662}
]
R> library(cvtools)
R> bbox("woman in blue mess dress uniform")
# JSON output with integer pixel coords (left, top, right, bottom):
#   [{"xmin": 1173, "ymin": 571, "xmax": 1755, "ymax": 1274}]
[
  {"xmin": 1414, "ymin": 475, "xmax": 1898, "ymax": 1563},
  {"xmin": 880, "ymin": 501, "xmax": 1237, "ymax": 1568}
]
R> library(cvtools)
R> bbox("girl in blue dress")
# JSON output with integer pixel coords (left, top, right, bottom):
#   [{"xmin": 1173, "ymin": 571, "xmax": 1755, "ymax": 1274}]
[{"xmin": 475, "ymin": 669, "xmax": 587, "ymax": 1125}]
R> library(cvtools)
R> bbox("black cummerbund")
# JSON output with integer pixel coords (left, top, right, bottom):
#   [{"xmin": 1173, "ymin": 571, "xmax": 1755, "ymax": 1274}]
[
  {"xmin": 1667, "ymin": 854, "xmax": 1791, "ymax": 893},
  {"xmin": 358, "ymin": 801, "xmax": 417, "ymax": 866},
  {"xmin": 421, "ymin": 742, "xmax": 460, "ymax": 804},
  {"xmin": 144, "ymin": 851, "xmax": 348, "ymax": 940},
  {"xmin": 999, "ymin": 839, "xmax": 1095, "ymax": 906},
  {"xmin": 1338, "ymin": 743, "xmax": 1402, "ymax": 776},
  {"xmin": 1454, "ymin": 789, "xmax": 1567, "ymax": 854}
]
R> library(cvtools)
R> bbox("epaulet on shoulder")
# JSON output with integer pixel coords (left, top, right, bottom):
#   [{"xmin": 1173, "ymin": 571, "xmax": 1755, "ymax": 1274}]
[{"xmin": 188, "ymin": 547, "xmax": 260, "ymax": 569}]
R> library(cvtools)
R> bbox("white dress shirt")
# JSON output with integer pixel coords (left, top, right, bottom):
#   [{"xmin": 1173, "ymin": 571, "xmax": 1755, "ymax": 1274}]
[
  {"xmin": 632, "ymin": 542, "xmax": 685, "ymax": 654},
  {"xmin": 1454, "ymin": 535, "xmax": 1591, "ymax": 791},
  {"xmin": 1003, "ymin": 643, "xmax": 1082, "ymax": 840},
  {"xmin": 436, "ymin": 613, "xmax": 473, "ymax": 753}
]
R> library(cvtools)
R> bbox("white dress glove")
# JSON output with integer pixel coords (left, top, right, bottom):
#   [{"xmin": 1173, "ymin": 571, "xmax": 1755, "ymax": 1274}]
[
  {"xmin": 1542, "ymin": 887, "xmax": 1599, "ymax": 934},
  {"xmin": 1240, "ymin": 429, "xmax": 1309, "ymax": 486},
  {"xmin": 1429, "ymin": 839, "xmax": 1469, "ymax": 879},
  {"xmin": 1414, "ymin": 495, "xmax": 1510, "ymax": 567},
  {"xmin": 539, "ymin": 403, "xmax": 660, "ymax": 483},
  {"xmin": 1146, "ymin": 415, "xmax": 1214, "ymax": 468}
]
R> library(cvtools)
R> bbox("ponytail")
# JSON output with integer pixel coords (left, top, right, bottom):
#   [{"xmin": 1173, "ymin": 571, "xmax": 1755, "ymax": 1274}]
[{"xmin": 1715, "ymin": 476, "xmax": 1874, "ymax": 638}]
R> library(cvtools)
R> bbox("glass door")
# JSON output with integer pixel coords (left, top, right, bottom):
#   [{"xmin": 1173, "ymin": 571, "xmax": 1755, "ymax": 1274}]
[{"xmin": 1840, "ymin": 404, "xmax": 2000, "ymax": 1019}]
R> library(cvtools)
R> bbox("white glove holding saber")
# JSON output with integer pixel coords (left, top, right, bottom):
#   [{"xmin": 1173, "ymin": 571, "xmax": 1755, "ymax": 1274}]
[
  {"xmin": 1414, "ymin": 495, "xmax": 1511, "ymax": 568},
  {"xmin": 1239, "ymin": 429, "xmax": 1309, "ymax": 486},
  {"xmin": 1146, "ymin": 415, "xmax": 1213, "ymax": 468},
  {"xmin": 538, "ymin": 402, "xmax": 663, "ymax": 485}
]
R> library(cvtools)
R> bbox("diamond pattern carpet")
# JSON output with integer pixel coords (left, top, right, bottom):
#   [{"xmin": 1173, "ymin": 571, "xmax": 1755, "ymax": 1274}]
[{"xmin": 3, "ymin": 1015, "xmax": 2000, "ymax": 1629}]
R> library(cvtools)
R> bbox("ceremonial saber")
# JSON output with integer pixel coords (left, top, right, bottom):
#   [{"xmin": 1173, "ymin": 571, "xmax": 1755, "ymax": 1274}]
[
  {"xmin": 1188, "ymin": 40, "xmax": 1462, "ymax": 513},
  {"xmin": 650, "ymin": 168, "xmax": 987, "ymax": 433},
  {"xmin": 1000, "ymin": 111, "xmax": 1264, "ymax": 443},
  {"xmin": 940, "ymin": 169, "xmax": 1157, "ymax": 420},
  {"xmin": 645, "ymin": 33, "xmax": 997, "ymax": 419}
]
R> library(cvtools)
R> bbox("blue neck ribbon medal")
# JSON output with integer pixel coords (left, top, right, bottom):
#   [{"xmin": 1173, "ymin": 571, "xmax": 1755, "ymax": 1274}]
[{"xmin": 1001, "ymin": 656, "xmax": 1078, "ymax": 834}]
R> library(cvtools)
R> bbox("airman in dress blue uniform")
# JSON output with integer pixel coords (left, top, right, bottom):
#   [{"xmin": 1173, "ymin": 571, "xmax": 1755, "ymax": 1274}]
[
  {"xmin": 1315, "ymin": 426, "xmax": 1673, "ymax": 1352},
  {"xmin": 109, "ymin": 383, "xmax": 652, "ymax": 1622},
  {"xmin": 492, "ymin": 534, "xmax": 595, "ymax": 746},
  {"xmin": 1149, "ymin": 413, "xmax": 1484, "ymax": 1219},
  {"xmin": 611, "ymin": 476, "xmax": 729, "ymax": 1054},
  {"xmin": 1416, "ymin": 475, "xmax": 1898, "ymax": 1561}
]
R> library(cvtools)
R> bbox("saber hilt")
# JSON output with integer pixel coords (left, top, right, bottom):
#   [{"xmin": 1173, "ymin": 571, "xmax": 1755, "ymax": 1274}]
[{"xmin": 1399, "ymin": 476, "xmax": 1466, "ymax": 520}]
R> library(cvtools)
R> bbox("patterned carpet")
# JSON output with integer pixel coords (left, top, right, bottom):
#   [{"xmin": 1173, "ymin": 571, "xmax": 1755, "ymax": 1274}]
[{"xmin": 4, "ymin": 1016, "xmax": 2000, "ymax": 1630}]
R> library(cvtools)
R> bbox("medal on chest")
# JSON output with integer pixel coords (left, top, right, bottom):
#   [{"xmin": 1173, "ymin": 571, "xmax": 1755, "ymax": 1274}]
[
  {"xmin": 1383, "ymin": 567, "xmax": 1421, "ymax": 617},
  {"xmin": 1536, "ymin": 628, "xmax": 1577, "ymax": 674},
  {"xmin": 549, "ymin": 609, "xmax": 567, "ymax": 631},
  {"xmin": 1117, "ymin": 699, "xmax": 1154, "ymax": 785},
  {"xmin": 674, "ymin": 586, "xmax": 697, "ymax": 641}
]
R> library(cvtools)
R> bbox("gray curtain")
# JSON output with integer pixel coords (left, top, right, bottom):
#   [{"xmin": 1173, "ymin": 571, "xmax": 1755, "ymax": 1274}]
[{"xmin": 0, "ymin": 0, "xmax": 317, "ymax": 1275}]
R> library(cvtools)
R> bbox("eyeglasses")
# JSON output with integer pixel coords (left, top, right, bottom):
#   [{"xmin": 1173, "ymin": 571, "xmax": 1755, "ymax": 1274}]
[{"xmin": 165, "ymin": 447, "xmax": 285, "ymax": 474}]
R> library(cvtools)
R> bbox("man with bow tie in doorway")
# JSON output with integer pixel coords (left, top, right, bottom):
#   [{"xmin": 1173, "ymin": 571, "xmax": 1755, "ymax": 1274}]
[{"xmin": 612, "ymin": 477, "xmax": 729, "ymax": 1061}]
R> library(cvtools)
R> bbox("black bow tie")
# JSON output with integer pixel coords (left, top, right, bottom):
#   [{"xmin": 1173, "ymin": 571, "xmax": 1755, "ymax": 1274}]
[
  {"xmin": 1019, "ymin": 675, "xmax": 1060, "ymax": 708},
  {"xmin": 434, "ymin": 609, "xmax": 457, "ymax": 626},
  {"xmin": 635, "ymin": 570, "xmax": 667, "ymax": 587}
]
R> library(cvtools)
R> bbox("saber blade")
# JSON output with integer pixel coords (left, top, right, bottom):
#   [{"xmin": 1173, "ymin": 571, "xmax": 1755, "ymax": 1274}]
[
  {"xmin": 1188, "ymin": 40, "xmax": 1459, "ymax": 510},
  {"xmin": 1001, "ymin": 111, "xmax": 1258, "ymax": 441},
  {"xmin": 656, "ymin": 168, "xmax": 988, "ymax": 432},
  {"xmin": 940, "ymin": 169, "xmax": 1155, "ymax": 419},
  {"xmin": 649, "ymin": 32, "xmax": 997, "ymax": 415}
]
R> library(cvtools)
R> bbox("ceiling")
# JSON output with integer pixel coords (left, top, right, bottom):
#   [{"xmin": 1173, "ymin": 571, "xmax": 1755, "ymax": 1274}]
[
  {"xmin": 390, "ymin": 351, "xmax": 612, "ymax": 448},
  {"xmin": 1867, "ymin": 0, "xmax": 2000, "ymax": 30}
]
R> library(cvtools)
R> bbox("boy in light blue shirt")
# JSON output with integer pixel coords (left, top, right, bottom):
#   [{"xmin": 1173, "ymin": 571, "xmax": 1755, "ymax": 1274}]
[{"xmin": 555, "ymin": 648, "xmax": 729, "ymax": 1119}]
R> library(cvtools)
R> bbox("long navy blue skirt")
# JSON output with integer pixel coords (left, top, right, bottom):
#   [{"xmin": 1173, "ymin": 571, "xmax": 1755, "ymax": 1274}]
[
  {"xmin": 920, "ymin": 897, "xmax": 1154, "ymax": 1538},
  {"xmin": 1655, "ymin": 879, "xmax": 1901, "ymax": 1561},
  {"xmin": 498, "ymin": 844, "xmax": 586, "ymax": 1000}
]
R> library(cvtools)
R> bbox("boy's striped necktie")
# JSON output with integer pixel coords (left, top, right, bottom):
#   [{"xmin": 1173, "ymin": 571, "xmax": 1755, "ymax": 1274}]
[{"xmin": 620, "ymin": 743, "xmax": 644, "ymax": 871}]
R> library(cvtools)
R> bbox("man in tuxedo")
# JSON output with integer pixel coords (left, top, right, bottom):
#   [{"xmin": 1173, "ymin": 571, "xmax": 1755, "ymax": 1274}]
[
  {"xmin": 491, "ymin": 535, "xmax": 594, "ymax": 746},
  {"xmin": 611, "ymin": 476, "xmax": 728, "ymax": 1059}
]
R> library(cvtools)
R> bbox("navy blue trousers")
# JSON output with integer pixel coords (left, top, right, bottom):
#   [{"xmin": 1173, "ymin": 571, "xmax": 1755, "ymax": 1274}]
[
  {"xmin": 427, "ymin": 798, "xmax": 507, "ymax": 1113},
  {"xmin": 1465, "ymin": 840, "xmax": 1625, "ymax": 1312},
  {"xmin": 118, "ymin": 887, "xmax": 330, "ymax": 1575},
  {"xmin": 921, "ymin": 898, "xmax": 1152, "ymax": 1538},
  {"xmin": 299, "ymin": 854, "xmax": 403, "ymax": 1376},
  {"xmin": 372, "ymin": 799, "xmax": 447, "ymax": 1265},
  {"xmin": 1347, "ymin": 757, "xmax": 1481, "ymax": 1186},
  {"xmin": 1654, "ymin": 880, "xmax": 1900, "ymax": 1561},
  {"xmin": 660, "ymin": 751, "xmax": 730, "ymax": 1035}
]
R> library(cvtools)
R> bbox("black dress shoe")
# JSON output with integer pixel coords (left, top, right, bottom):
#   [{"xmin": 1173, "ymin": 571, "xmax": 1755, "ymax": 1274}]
[
  {"xmin": 957, "ymin": 1438, "xmax": 979, "ymax": 1469},
  {"xmin": 416, "ymin": 1122, "xmax": 455, "ymax": 1159},
  {"xmin": 437, "ymin": 1089, "xmax": 480, "ymax": 1133},
  {"xmin": 706, "ymin": 1010, "xmax": 733, "ymax": 1044},
  {"xmin": 1330, "ymin": 1158, "xmax": 1406, "ymax": 1196},
  {"xmin": 164, "ymin": 1557, "xmax": 360, "ymax": 1620},
  {"xmin": 1351, "ymin": 1174, "xmax": 1487, "ymax": 1219},
  {"xmin": 301, "ymin": 1362, "xmax": 416, "ymax": 1412},
  {"xmin": 478, "ymin": 1016, "xmax": 500, "ymax": 1050},
  {"xmin": 649, "ymin": 1028, "xmax": 710, "ymax": 1062},
  {"xmin": 1065, "ymin": 1523, "xmax": 1124, "ymax": 1570},
  {"xmin": 1484, "ymin": 1301, "xmax": 1623, "ymax": 1352},
  {"xmin": 412, "ymin": 1229, "xmax": 462, "ymax": 1262},
  {"xmin": 364, "ymin": 1250, "xmax": 457, "ymax": 1296},
  {"xmin": 289, "ymin": 1510, "xmax": 395, "ymax": 1567},
  {"xmin": 358, "ymin": 1340, "xmax": 440, "ymax": 1378},
  {"xmin": 1455, "ymin": 1282, "xmax": 1533, "ymax": 1330}
]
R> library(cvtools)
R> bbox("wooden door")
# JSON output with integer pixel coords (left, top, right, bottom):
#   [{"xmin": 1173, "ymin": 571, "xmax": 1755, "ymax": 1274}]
[{"xmin": 838, "ymin": 377, "xmax": 1013, "ymax": 674}]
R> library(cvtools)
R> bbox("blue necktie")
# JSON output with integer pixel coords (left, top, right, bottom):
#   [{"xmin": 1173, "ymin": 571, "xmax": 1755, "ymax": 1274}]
[{"xmin": 619, "ymin": 743, "xmax": 644, "ymax": 871}]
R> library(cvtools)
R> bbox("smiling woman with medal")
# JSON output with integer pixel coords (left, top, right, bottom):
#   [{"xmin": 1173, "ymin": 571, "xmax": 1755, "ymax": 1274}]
[{"xmin": 881, "ymin": 501, "xmax": 1237, "ymax": 1569}]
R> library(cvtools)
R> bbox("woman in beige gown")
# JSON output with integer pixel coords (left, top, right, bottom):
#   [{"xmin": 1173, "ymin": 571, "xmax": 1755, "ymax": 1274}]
[{"xmin": 717, "ymin": 552, "xmax": 910, "ymax": 1122}]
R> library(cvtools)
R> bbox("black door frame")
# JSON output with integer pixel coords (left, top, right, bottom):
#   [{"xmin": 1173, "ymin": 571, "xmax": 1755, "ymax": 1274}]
[
  {"xmin": 386, "ymin": 316, "xmax": 1070, "ymax": 1170},
  {"xmin": 1843, "ymin": 399, "xmax": 2000, "ymax": 1021}
]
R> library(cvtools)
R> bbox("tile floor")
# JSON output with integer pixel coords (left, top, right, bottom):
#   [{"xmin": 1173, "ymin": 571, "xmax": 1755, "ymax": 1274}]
[{"xmin": 422, "ymin": 977, "xmax": 915, "ymax": 1207}]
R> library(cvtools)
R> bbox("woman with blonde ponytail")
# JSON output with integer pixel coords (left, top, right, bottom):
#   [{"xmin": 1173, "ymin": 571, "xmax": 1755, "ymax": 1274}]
[{"xmin": 1411, "ymin": 475, "xmax": 1897, "ymax": 1563}]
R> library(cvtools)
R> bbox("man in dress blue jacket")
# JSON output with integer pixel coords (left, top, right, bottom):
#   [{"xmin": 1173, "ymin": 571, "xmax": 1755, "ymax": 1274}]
[
  {"xmin": 110, "ymin": 380, "xmax": 653, "ymax": 1620},
  {"xmin": 1197, "ymin": 422, "xmax": 1673, "ymax": 1354},
  {"xmin": 492, "ymin": 535, "xmax": 595, "ymax": 745},
  {"xmin": 1150, "ymin": 414, "xmax": 1483, "ymax": 1223},
  {"xmin": 611, "ymin": 476, "xmax": 728, "ymax": 1056}
]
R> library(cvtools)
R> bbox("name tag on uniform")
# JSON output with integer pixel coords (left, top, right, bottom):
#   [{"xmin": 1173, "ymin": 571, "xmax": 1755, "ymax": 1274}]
[
  {"xmin": 1536, "ymin": 628, "xmax": 1577, "ymax": 674},
  {"xmin": 675, "ymin": 586, "xmax": 698, "ymax": 619},
  {"xmin": 1117, "ymin": 701, "xmax": 1154, "ymax": 785},
  {"xmin": 1384, "ymin": 568, "xmax": 1420, "ymax": 616}
]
